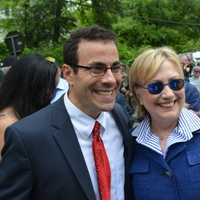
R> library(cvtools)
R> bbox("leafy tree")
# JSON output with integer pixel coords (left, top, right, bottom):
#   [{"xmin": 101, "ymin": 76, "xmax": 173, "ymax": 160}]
[{"xmin": 1, "ymin": 0, "xmax": 200, "ymax": 62}]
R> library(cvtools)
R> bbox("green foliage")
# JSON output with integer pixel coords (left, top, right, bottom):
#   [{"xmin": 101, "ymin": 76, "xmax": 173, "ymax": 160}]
[
  {"xmin": 118, "ymin": 42, "xmax": 137, "ymax": 65},
  {"xmin": 1, "ymin": 0, "xmax": 200, "ymax": 63},
  {"xmin": 0, "ymin": 42, "xmax": 9, "ymax": 60},
  {"xmin": 23, "ymin": 41, "xmax": 63, "ymax": 64},
  {"xmin": 177, "ymin": 39, "xmax": 200, "ymax": 54}
]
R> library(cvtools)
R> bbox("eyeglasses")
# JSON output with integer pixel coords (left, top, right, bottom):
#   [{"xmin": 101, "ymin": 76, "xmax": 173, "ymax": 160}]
[
  {"xmin": 137, "ymin": 79, "xmax": 184, "ymax": 95},
  {"xmin": 69, "ymin": 62, "xmax": 124, "ymax": 77}
]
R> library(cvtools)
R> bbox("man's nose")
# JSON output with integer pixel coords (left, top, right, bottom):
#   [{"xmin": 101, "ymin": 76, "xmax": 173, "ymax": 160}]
[{"xmin": 101, "ymin": 68, "xmax": 117, "ymax": 83}]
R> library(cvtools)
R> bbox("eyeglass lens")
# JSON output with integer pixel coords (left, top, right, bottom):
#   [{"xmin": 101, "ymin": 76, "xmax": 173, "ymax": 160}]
[
  {"xmin": 90, "ymin": 62, "xmax": 122, "ymax": 75},
  {"xmin": 147, "ymin": 79, "xmax": 184, "ymax": 94}
]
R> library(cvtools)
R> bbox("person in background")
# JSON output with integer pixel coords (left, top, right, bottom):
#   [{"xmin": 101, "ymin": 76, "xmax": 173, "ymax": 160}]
[
  {"xmin": 179, "ymin": 53, "xmax": 192, "ymax": 82},
  {"xmin": 0, "ymin": 25, "xmax": 133, "ymax": 200},
  {"xmin": 185, "ymin": 81, "xmax": 200, "ymax": 115},
  {"xmin": 178, "ymin": 54, "xmax": 200, "ymax": 114},
  {"xmin": 46, "ymin": 56, "xmax": 69, "ymax": 104},
  {"xmin": 129, "ymin": 47, "xmax": 200, "ymax": 200},
  {"xmin": 189, "ymin": 66, "xmax": 200, "ymax": 91},
  {"xmin": 116, "ymin": 91, "xmax": 133, "ymax": 121},
  {"xmin": 116, "ymin": 66, "xmax": 134, "ymax": 126},
  {"xmin": 0, "ymin": 54, "xmax": 57, "ymax": 153}
]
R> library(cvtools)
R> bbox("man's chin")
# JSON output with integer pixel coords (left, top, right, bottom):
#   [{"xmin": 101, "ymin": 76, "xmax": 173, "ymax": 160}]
[{"xmin": 98, "ymin": 103, "xmax": 115, "ymax": 112}]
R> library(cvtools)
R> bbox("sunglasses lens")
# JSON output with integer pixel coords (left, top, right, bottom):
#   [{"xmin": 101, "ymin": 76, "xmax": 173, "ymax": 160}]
[
  {"xmin": 169, "ymin": 79, "xmax": 184, "ymax": 90},
  {"xmin": 147, "ymin": 81, "xmax": 163, "ymax": 94}
]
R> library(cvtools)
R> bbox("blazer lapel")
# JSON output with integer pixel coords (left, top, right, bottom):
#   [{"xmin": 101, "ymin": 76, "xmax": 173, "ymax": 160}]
[
  {"xmin": 50, "ymin": 98, "xmax": 96, "ymax": 200},
  {"xmin": 111, "ymin": 104, "xmax": 134, "ymax": 200},
  {"xmin": 112, "ymin": 104, "xmax": 133, "ymax": 163}
]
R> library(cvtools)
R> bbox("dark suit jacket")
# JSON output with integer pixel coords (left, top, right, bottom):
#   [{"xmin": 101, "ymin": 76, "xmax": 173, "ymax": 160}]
[{"xmin": 0, "ymin": 97, "xmax": 133, "ymax": 200}]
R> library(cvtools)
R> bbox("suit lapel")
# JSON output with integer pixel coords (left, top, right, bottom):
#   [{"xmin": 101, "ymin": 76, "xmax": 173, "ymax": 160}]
[
  {"xmin": 112, "ymin": 104, "xmax": 133, "ymax": 200},
  {"xmin": 112, "ymin": 104, "xmax": 133, "ymax": 163},
  {"xmin": 50, "ymin": 100, "xmax": 133, "ymax": 200},
  {"xmin": 50, "ymin": 99, "xmax": 96, "ymax": 200}
]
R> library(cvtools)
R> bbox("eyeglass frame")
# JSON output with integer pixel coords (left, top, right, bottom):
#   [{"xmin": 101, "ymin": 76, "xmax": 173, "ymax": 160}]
[
  {"xmin": 68, "ymin": 61, "xmax": 124, "ymax": 77},
  {"xmin": 135, "ymin": 78, "xmax": 185, "ymax": 95}
]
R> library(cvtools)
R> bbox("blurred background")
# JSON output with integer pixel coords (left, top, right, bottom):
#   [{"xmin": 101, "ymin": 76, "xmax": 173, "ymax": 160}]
[{"xmin": 1, "ymin": 0, "xmax": 200, "ymax": 65}]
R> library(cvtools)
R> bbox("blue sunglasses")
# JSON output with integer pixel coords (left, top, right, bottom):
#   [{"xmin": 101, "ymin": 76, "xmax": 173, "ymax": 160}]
[{"xmin": 137, "ymin": 79, "xmax": 184, "ymax": 95}]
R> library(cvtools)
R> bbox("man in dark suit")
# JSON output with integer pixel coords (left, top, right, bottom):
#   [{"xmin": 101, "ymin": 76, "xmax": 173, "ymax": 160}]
[{"xmin": 0, "ymin": 26, "xmax": 133, "ymax": 200}]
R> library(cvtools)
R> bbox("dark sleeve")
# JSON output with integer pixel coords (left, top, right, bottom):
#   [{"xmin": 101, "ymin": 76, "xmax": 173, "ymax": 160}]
[
  {"xmin": 116, "ymin": 93, "xmax": 134, "ymax": 119},
  {"xmin": 185, "ymin": 82, "xmax": 200, "ymax": 111},
  {"xmin": 0, "ymin": 126, "xmax": 32, "ymax": 200}
]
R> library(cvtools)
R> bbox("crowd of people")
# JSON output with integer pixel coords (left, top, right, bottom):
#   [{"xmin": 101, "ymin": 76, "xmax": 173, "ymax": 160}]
[{"xmin": 0, "ymin": 25, "xmax": 200, "ymax": 200}]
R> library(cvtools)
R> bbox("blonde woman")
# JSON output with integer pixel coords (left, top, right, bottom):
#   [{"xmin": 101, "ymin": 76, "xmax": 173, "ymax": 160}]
[{"xmin": 129, "ymin": 47, "xmax": 200, "ymax": 200}]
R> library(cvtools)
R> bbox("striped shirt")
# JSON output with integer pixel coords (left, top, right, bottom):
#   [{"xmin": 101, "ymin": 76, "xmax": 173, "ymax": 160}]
[{"xmin": 131, "ymin": 108, "xmax": 200, "ymax": 157}]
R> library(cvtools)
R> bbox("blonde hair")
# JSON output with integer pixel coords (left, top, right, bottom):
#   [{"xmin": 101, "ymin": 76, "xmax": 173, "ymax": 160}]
[{"xmin": 129, "ymin": 46, "xmax": 184, "ymax": 120}]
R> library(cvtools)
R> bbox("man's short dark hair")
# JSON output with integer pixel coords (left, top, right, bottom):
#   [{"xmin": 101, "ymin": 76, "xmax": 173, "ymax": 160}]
[{"xmin": 63, "ymin": 25, "xmax": 116, "ymax": 66}]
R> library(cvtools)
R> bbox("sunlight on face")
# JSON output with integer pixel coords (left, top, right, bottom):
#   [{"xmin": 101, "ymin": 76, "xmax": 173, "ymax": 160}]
[{"xmin": 136, "ymin": 60, "xmax": 185, "ymax": 126}]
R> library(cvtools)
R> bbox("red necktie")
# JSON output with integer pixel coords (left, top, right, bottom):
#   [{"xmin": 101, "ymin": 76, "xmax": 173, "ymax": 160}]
[{"xmin": 92, "ymin": 121, "xmax": 111, "ymax": 200}]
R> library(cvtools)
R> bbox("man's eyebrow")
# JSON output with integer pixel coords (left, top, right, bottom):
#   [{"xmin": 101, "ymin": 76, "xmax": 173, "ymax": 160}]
[{"xmin": 89, "ymin": 60, "xmax": 120, "ymax": 66}]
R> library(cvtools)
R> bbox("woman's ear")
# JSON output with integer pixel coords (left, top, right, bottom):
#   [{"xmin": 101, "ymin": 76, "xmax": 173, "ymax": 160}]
[{"xmin": 135, "ymin": 87, "xmax": 144, "ymax": 105}]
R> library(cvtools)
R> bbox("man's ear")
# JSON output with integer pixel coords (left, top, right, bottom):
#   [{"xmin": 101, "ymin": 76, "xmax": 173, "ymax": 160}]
[{"xmin": 62, "ymin": 64, "xmax": 74, "ymax": 82}]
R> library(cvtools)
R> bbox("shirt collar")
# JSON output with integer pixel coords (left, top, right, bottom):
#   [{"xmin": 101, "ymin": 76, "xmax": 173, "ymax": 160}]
[
  {"xmin": 178, "ymin": 107, "xmax": 200, "ymax": 134},
  {"xmin": 56, "ymin": 78, "xmax": 69, "ymax": 90},
  {"xmin": 131, "ymin": 108, "xmax": 200, "ymax": 139},
  {"xmin": 64, "ymin": 93, "xmax": 107, "ymax": 137}
]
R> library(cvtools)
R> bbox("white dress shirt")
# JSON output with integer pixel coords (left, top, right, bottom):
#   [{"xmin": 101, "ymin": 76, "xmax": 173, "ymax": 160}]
[
  {"xmin": 51, "ymin": 78, "xmax": 69, "ymax": 103},
  {"xmin": 64, "ymin": 93, "xmax": 125, "ymax": 200}
]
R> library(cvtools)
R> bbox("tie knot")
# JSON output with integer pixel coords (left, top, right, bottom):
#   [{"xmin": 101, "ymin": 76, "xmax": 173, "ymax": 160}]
[{"xmin": 92, "ymin": 121, "xmax": 101, "ymax": 137}]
